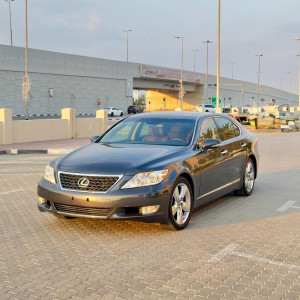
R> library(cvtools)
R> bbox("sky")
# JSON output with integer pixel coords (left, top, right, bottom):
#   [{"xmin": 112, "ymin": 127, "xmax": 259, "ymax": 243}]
[{"xmin": 0, "ymin": 0, "xmax": 300, "ymax": 94}]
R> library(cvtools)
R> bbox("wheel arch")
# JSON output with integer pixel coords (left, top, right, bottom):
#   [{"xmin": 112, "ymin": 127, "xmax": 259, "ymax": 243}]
[
  {"xmin": 248, "ymin": 154, "xmax": 257, "ymax": 179},
  {"xmin": 177, "ymin": 172, "xmax": 194, "ymax": 199}
]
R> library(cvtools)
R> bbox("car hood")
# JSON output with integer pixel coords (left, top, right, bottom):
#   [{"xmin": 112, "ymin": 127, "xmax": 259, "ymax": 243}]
[{"xmin": 57, "ymin": 143, "xmax": 183, "ymax": 175}]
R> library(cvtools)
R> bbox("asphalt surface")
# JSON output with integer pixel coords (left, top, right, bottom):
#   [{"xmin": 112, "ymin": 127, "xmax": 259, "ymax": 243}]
[{"xmin": 0, "ymin": 133, "xmax": 300, "ymax": 299}]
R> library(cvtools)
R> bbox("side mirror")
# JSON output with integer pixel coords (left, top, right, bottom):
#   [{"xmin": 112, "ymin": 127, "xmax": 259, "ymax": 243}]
[
  {"xmin": 202, "ymin": 138, "xmax": 221, "ymax": 150},
  {"xmin": 90, "ymin": 135, "xmax": 100, "ymax": 143}
]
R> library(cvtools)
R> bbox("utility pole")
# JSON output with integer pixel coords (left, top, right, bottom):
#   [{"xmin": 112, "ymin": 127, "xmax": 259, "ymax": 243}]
[
  {"xmin": 2, "ymin": 0, "xmax": 14, "ymax": 46},
  {"xmin": 175, "ymin": 36, "xmax": 184, "ymax": 110},
  {"xmin": 123, "ymin": 29, "xmax": 132, "ymax": 62},
  {"xmin": 216, "ymin": 0, "xmax": 221, "ymax": 113},
  {"xmin": 287, "ymin": 72, "xmax": 292, "ymax": 108},
  {"xmin": 22, "ymin": 0, "xmax": 30, "ymax": 120},
  {"xmin": 192, "ymin": 49, "xmax": 199, "ymax": 72},
  {"xmin": 255, "ymin": 54, "xmax": 263, "ymax": 112},
  {"xmin": 230, "ymin": 62, "xmax": 236, "ymax": 79}
]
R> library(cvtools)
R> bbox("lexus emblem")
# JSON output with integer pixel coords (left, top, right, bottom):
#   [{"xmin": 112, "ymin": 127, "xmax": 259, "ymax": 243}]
[{"xmin": 78, "ymin": 177, "xmax": 90, "ymax": 188}]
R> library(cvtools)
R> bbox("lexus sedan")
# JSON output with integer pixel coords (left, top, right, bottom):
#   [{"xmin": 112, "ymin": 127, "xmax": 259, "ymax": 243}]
[{"xmin": 37, "ymin": 112, "xmax": 258, "ymax": 230}]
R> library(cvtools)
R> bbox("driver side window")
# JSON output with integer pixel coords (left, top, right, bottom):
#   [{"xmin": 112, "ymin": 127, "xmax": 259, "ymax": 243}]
[{"xmin": 199, "ymin": 118, "xmax": 220, "ymax": 141}]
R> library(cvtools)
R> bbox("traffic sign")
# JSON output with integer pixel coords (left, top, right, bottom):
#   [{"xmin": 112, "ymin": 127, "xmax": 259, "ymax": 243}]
[{"xmin": 211, "ymin": 97, "xmax": 222, "ymax": 106}]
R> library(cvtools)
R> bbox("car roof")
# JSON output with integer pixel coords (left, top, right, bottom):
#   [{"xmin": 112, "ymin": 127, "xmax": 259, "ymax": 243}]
[{"xmin": 126, "ymin": 111, "xmax": 218, "ymax": 121}]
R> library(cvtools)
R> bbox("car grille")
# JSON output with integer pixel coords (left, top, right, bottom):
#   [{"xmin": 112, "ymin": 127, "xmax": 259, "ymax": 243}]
[
  {"xmin": 54, "ymin": 203, "xmax": 113, "ymax": 217},
  {"xmin": 59, "ymin": 172, "xmax": 121, "ymax": 192}
]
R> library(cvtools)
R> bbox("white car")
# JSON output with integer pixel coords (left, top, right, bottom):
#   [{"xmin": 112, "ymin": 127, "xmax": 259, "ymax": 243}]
[
  {"xmin": 194, "ymin": 104, "xmax": 216, "ymax": 113},
  {"xmin": 104, "ymin": 107, "xmax": 124, "ymax": 117}
]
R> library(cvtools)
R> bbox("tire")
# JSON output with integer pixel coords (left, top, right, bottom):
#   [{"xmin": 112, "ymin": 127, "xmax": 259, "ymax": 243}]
[
  {"xmin": 205, "ymin": 110, "xmax": 209, "ymax": 112},
  {"xmin": 161, "ymin": 177, "xmax": 193, "ymax": 230},
  {"xmin": 134, "ymin": 111, "xmax": 137, "ymax": 114},
  {"xmin": 235, "ymin": 158, "xmax": 255, "ymax": 196},
  {"xmin": 120, "ymin": 112, "xmax": 123, "ymax": 116},
  {"xmin": 110, "ymin": 112, "xmax": 114, "ymax": 117}
]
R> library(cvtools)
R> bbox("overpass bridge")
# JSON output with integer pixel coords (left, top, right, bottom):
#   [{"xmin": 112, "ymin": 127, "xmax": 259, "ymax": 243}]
[{"xmin": 0, "ymin": 44, "xmax": 298, "ymax": 116}]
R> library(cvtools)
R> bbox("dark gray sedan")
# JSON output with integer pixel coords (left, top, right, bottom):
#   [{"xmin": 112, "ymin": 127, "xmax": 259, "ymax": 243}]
[{"xmin": 37, "ymin": 112, "xmax": 258, "ymax": 230}]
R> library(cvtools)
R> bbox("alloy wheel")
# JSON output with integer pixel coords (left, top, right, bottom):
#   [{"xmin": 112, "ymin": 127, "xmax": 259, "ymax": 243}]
[
  {"xmin": 244, "ymin": 161, "xmax": 254, "ymax": 193},
  {"xmin": 171, "ymin": 183, "xmax": 191, "ymax": 225}
]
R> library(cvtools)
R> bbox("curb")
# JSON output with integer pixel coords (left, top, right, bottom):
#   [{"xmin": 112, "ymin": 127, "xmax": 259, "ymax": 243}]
[{"xmin": 0, "ymin": 149, "xmax": 75, "ymax": 155}]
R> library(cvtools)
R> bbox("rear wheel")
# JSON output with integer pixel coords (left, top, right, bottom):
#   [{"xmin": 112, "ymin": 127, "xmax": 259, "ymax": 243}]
[
  {"xmin": 120, "ymin": 112, "xmax": 123, "ymax": 116},
  {"xmin": 110, "ymin": 112, "xmax": 114, "ymax": 117},
  {"xmin": 161, "ymin": 177, "xmax": 193, "ymax": 230},
  {"xmin": 235, "ymin": 158, "xmax": 255, "ymax": 196}
]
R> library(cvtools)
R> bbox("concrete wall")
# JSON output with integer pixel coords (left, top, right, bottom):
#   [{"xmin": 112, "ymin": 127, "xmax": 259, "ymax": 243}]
[
  {"xmin": 13, "ymin": 119, "xmax": 68, "ymax": 143},
  {"xmin": 75, "ymin": 118, "xmax": 102, "ymax": 138},
  {"xmin": 0, "ymin": 108, "xmax": 108, "ymax": 145},
  {"xmin": 0, "ymin": 45, "xmax": 137, "ymax": 115}
]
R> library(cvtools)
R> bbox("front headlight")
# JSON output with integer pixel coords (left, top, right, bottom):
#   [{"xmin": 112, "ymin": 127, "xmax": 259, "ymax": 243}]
[
  {"xmin": 44, "ymin": 165, "xmax": 56, "ymax": 184},
  {"xmin": 121, "ymin": 169, "xmax": 168, "ymax": 189}
]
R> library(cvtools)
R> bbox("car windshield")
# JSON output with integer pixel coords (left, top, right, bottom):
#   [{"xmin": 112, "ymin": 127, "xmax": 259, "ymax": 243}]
[{"xmin": 100, "ymin": 118, "xmax": 195, "ymax": 146}]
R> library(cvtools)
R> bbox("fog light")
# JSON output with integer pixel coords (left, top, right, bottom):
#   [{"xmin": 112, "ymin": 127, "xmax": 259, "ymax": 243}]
[
  {"xmin": 139, "ymin": 205, "xmax": 160, "ymax": 215},
  {"xmin": 38, "ymin": 197, "xmax": 46, "ymax": 204}
]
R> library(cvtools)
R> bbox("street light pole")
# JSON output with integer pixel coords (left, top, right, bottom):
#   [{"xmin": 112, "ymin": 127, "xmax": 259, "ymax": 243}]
[
  {"xmin": 202, "ymin": 41, "xmax": 213, "ymax": 100},
  {"xmin": 279, "ymin": 78, "xmax": 283, "ymax": 90},
  {"xmin": 123, "ymin": 29, "xmax": 132, "ymax": 62},
  {"xmin": 175, "ymin": 36, "xmax": 184, "ymax": 110},
  {"xmin": 230, "ymin": 62, "xmax": 236, "ymax": 79},
  {"xmin": 3, "ymin": 0, "xmax": 14, "ymax": 46},
  {"xmin": 22, "ymin": 0, "xmax": 30, "ymax": 120},
  {"xmin": 297, "ymin": 55, "xmax": 300, "ymax": 108},
  {"xmin": 287, "ymin": 72, "xmax": 292, "ymax": 108},
  {"xmin": 296, "ymin": 37, "xmax": 300, "ymax": 108},
  {"xmin": 255, "ymin": 54, "xmax": 263, "ymax": 112},
  {"xmin": 216, "ymin": 0, "xmax": 221, "ymax": 113},
  {"xmin": 192, "ymin": 49, "xmax": 199, "ymax": 72}
]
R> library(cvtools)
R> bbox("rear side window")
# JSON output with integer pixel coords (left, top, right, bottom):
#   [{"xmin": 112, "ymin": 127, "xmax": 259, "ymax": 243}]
[
  {"xmin": 215, "ymin": 117, "xmax": 240, "ymax": 141},
  {"xmin": 199, "ymin": 118, "xmax": 220, "ymax": 140}
]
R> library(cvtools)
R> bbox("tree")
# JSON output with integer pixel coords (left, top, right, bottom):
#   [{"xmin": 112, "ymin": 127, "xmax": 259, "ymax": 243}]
[{"xmin": 133, "ymin": 95, "xmax": 145, "ymax": 106}]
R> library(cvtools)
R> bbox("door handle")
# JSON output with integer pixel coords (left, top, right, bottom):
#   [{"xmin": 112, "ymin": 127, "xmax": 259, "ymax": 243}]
[
  {"xmin": 241, "ymin": 143, "xmax": 246, "ymax": 148},
  {"xmin": 221, "ymin": 149, "xmax": 228, "ymax": 155}
]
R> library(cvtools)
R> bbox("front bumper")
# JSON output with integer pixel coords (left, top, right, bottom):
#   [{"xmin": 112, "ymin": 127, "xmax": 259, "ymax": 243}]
[{"xmin": 37, "ymin": 177, "xmax": 170, "ymax": 224}]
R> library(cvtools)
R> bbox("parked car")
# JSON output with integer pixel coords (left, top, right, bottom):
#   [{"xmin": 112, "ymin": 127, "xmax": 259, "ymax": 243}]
[
  {"xmin": 37, "ymin": 112, "xmax": 258, "ymax": 230},
  {"xmin": 104, "ymin": 107, "xmax": 123, "ymax": 117},
  {"xmin": 128, "ymin": 105, "xmax": 143, "ymax": 114},
  {"xmin": 194, "ymin": 104, "xmax": 216, "ymax": 113}
]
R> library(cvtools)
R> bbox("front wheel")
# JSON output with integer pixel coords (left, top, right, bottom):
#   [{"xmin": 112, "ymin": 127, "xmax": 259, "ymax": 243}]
[
  {"xmin": 235, "ymin": 158, "xmax": 255, "ymax": 196},
  {"xmin": 120, "ymin": 112, "xmax": 123, "ymax": 116},
  {"xmin": 161, "ymin": 177, "xmax": 193, "ymax": 230},
  {"xmin": 110, "ymin": 112, "xmax": 114, "ymax": 117}
]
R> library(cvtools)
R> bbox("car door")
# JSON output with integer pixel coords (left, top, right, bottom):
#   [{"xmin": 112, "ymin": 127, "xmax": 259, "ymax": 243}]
[
  {"xmin": 214, "ymin": 116, "xmax": 247, "ymax": 185},
  {"xmin": 112, "ymin": 108, "xmax": 119, "ymax": 116},
  {"xmin": 195, "ymin": 117, "xmax": 229, "ymax": 201}
]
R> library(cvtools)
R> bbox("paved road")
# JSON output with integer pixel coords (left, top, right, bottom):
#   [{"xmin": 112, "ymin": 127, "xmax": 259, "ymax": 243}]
[{"xmin": 0, "ymin": 133, "xmax": 300, "ymax": 299}]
